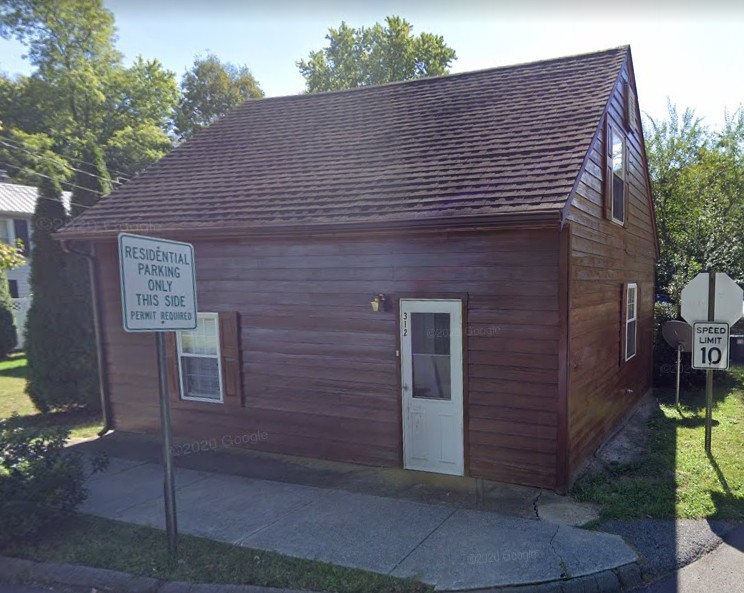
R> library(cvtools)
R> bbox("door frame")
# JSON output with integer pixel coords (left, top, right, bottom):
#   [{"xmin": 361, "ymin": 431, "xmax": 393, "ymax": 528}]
[{"xmin": 398, "ymin": 296, "xmax": 467, "ymax": 476}]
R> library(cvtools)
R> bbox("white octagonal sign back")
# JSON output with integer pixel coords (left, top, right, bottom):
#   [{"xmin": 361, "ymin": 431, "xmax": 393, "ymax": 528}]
[{"xmin": 681, "ymin": 272, "xmax": 743, "ymax": 326}]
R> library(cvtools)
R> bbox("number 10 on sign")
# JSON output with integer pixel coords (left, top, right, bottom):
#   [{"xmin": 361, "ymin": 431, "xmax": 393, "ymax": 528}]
[{"xmin": 692, "ymin": 322, "xmax": 729, "ymax": 370}]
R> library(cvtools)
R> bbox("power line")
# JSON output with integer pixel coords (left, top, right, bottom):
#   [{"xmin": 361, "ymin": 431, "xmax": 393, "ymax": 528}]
[
  {"xmin": 3, "ymin": 135, "xmax": 133, "ymax": 181},
  {"xmin": 0, "ymin": 139, "xmax": 125, "ymax": 186},
  {"xmin": 0, "ymin": 161, "xmax": 102, "ymax": 209},
  {"xmin": 59, "ymin": 146, "xmax": 132, "ymax": 181}
]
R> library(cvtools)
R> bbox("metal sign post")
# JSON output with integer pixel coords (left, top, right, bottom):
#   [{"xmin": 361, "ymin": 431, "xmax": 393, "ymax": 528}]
[
  {"xmin": 662, "ymin": 320, "xmax": 693, "ymax": 407},
  {"xmin": 118, "ymin": 233, "xmax": 198, "ymax": 567},
  {"xmin": 156, "ymin": 332, "xmax": 178, "ymax": 563},
  {"xmin": 706, "ymin": 272, "xmax": 715, "ymax": 454},
  {"xmin": 680, "ymin": 271, "xmax": 742, "ymax": 454},
  {"xmin": 676, "ymin": 345, "xmax": 682, "ymax": 407}
]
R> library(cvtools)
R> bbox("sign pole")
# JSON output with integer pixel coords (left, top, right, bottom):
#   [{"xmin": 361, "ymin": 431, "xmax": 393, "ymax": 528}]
[
  {"xmin": 705, "ymin": 272, "xmax": 715, "ymax": 454},
  {"xmin": 118, "ymin": 234, "xmax": 197, "ymax": 569},
  {"xmin": 156, "ymin": 332, "xmax": 178, "ymax": 565},
  {"xmin": 675, "ymin": 344, "xmax": 681, "ymax": 407}
]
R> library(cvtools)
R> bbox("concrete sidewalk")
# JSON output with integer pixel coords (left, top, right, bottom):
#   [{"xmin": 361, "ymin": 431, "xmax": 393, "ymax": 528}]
[{"xmin": 80, "ymin": 457, "xmax": 638, "ymax": 591}]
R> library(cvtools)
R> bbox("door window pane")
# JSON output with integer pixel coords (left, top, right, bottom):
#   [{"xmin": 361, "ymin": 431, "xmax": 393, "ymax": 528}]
[{"xmin": 411, "ymin": 313, "xmax": 451, "ymax": 400}]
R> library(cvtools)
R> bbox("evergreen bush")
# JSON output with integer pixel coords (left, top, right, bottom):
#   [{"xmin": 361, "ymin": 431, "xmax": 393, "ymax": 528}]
[{"xmin": 24, "ymin": 177, "xmax": 79, "ymax": 412}]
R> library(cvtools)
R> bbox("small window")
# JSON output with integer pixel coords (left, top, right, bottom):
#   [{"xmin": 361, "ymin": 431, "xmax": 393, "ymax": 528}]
[
  {"xmin": 13, "ymin": 219, "xmax": 30, "ymax": 255},
  {"xmin": 176, "ymin": 312, "xmax": 223, "ymax": 402},
  {"xmin": 625, "ymin": 283, "xmax": 637, "ymax": 361},
  {"xmin": 8, "ymin": 280, "xmax": 18, "ymax": 299},
  {"xmin": 610, "ymin": 126, "xmax": 626, "ymax": 224}
]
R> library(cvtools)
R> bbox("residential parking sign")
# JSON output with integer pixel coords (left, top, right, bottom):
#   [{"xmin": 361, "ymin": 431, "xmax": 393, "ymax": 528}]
[{"xmin": 118, "ymin": 233, "xmax": 197, "ymax": 332}]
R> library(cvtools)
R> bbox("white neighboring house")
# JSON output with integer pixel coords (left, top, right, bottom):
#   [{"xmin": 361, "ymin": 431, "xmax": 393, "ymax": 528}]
[{"xmin": 0, "ymin": 176, "xmax": 70, "ymax": 347}]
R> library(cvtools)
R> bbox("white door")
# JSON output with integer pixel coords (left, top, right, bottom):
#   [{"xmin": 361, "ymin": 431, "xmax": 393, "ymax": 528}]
[{"xmin": 400, "ymin": 299, "xmax": 464, "ymax": 476}]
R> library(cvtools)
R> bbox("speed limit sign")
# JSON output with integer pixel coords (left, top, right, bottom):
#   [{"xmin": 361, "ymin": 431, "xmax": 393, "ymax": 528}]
[{"xmin": 692, "ymin": 322, "xmax": 729, "ymax": 370}]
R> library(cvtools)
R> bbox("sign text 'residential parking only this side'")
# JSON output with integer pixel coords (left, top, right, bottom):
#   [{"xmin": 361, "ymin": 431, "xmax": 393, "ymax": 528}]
[{"xmin": 118, "ymin": 233, "xmax": 197, "ymax": 332}]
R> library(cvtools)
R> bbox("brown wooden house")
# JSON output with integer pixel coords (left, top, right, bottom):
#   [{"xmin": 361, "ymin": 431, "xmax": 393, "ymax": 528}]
[{"xmin": 58, "ymin": 46, "xmax": 657, "ymax": 493}]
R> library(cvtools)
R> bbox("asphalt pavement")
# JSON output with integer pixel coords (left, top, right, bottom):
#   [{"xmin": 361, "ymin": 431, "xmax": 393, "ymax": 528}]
[
  {"xmin": 0, "ymin": 586, "xmax": 65, "ymax": 593},
  {"xmin": 636, "ymin": 524, "xmax": 744, "ymax": 592}
]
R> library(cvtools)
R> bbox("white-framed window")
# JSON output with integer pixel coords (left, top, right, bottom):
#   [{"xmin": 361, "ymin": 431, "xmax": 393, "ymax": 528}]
[
  {"xmin": 625, "ymin": 283, "xmax": 637, "ymax": 361},
  {"xmin": 176, "ymin": 312, "xmax": 223, "ymax": 403},
  {"xmin": 610, "ymin": 125, "xmax": 626, "ymax": 225}
]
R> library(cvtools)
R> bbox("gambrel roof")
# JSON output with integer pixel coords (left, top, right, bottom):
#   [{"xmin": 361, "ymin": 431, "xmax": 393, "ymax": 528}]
[{"xmin": 60, "ymin": 46, "xmax": 629, "ymax": 239}]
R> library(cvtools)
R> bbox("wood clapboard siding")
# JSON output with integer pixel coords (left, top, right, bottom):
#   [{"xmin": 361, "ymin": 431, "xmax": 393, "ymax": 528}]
[
  {"xmin": 565, "ymin": 59, "xmax": 656, "ymax": 480},
  {"xmin": 95, "ymin": 228, "xmax": 561, "ymax": 488}
]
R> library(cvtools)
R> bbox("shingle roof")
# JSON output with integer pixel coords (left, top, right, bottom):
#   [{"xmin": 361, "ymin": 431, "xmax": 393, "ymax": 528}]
[
  {"xmin": 0, "ymin": 182, "xmax": 71, "ymax": 216},
  {"xmin": 61, "ymin": 46, "xmax": 628, "ymax": 238}
]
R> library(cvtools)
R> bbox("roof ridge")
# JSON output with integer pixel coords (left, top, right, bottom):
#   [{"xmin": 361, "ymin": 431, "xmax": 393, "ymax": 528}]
[{"xmin": 245, "ymin": 45, "xmax": 629, "ymax": 103}]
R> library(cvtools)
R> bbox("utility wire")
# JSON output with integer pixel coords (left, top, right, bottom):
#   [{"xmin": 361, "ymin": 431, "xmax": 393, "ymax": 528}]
[
  {"xmin": 0, "ymin": 161, "xmax": 103, "ymax": 209},
  {"xmin": 2, "ymin": 135, "xmax": 134, "ymax": 181},
  {"xmin": 0, "ymin": 139, "xmax": 125, "ymax": 186},
  {"xmin": 56, "ymin": 145, "xmax": 132, "ymax": 181}
]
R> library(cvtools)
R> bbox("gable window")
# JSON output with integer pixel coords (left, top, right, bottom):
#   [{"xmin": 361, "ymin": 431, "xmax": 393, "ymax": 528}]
[
  {"xmin": 610, "ymin": 126, "xmax": 626, "ymax": 224},
  {"xmin": 176, "ymin": 312, "xmax": 223, "ymax": 402},
  {"xmin": 625, "ymin": 283, "xmax": 637, "ymax": 361}
]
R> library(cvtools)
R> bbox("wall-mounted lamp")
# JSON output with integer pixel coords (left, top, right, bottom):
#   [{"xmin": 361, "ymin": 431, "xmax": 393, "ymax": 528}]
[{"xmin": 371, "ymin": 294, "xmax": 386, "ymax": 313}]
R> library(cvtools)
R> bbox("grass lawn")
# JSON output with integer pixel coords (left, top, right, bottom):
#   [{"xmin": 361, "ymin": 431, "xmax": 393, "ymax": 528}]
[
  {"xmin": 572, "ymin": 365, "xmax": 744, "ymax": 521},
  {"xmin": 3, "ymin": 514, "xmax": 431, "ymax": 593},
  {"xmin": 0, "ymin": 353, "xmax": 102, "ymax": 441}
]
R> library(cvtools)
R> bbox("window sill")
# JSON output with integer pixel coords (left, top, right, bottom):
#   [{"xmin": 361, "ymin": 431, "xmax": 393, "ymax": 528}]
[{"xmin": 181, "ymin": 395, "xmax": 223, "ymax": 404}]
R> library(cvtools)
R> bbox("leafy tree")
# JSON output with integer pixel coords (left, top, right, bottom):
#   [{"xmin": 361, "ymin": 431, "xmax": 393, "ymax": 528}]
[
  {"xmin": 0, "ymin": 0, "xmax": 120, "ymax": 141},
  {"xmin": 647, "ymin": 103, "xmax": 744, "ymax": 301},
  {"xmin": 174, "ymin": 53, "xmax": 264, "ymax": 140},
  {"xmin": 0, "ymin": 0, "xmax": 179, "ymax": 181},
  {"xmin": 298, "ymin": 16, "xmax": 457, "ymax": 93},
  {"xmin": 0, "ymin": 241, "xmax": 25, "ymax": 271},
  {"xmin": 0, "ymin": 127, "xmax": 70, "ymax": 186},
  {"xmin": 1, "ymin": 0, "xmax": 178, "ymax": 411},
  {"xmin": 101, "ymin": 56, "xmax": 179, "ymax": 177}
]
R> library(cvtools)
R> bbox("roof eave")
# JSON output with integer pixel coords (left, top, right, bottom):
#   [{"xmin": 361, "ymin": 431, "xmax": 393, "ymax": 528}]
[{"xmin": 54, "ymin": 209, "xmax": 563, "ymax": 243}]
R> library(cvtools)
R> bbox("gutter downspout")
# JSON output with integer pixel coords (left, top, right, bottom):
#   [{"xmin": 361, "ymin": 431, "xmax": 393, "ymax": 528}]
[{"xmin": 60, "ymin": 240, "xmax": 112, "ymax": 436}]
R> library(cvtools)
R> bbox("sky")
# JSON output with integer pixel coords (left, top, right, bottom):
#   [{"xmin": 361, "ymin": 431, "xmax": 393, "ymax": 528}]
[{"xmin": 0, "ymin": 0, "xmax": 742, "ymax": 130}]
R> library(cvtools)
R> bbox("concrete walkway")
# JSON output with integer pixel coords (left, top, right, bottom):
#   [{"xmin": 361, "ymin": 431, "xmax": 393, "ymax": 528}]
[{"xmin": 81, "ymin": 457, "xmax": 637, "ymax": 591}]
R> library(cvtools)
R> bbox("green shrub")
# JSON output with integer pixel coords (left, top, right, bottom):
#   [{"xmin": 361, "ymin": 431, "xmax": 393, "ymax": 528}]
[
  {"xmin": 0, "ymin": 268, "xmax": 17, "ymax": 358},
  {"xmin": 0, "ymin": 418, "xmax": 106, "ymax": 546}
]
